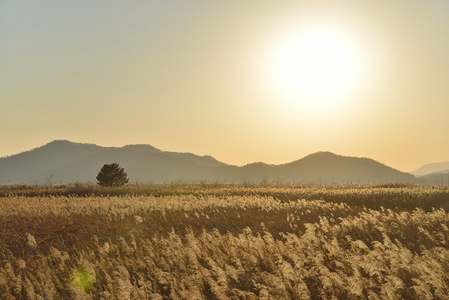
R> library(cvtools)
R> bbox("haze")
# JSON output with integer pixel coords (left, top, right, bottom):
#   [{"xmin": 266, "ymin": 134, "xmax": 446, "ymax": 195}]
[{"xmin": 1, "ymin": 0, "xmax": 448, "ymax": 172}]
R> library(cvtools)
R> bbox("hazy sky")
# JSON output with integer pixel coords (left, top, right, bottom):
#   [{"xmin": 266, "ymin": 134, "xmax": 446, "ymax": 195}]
[{"xmin": 1, "ymin": 0, "xmax": 448, "ymax": 172}]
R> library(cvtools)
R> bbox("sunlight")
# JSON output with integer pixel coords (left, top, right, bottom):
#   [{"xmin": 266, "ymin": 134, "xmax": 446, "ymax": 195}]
[
  {"xmin": 266, "ymin": 21, "xmax": 366, "ymax": 115},
  {"xmin": 277, "ymin": 29, "xmax": 357, "ymax": 98}
]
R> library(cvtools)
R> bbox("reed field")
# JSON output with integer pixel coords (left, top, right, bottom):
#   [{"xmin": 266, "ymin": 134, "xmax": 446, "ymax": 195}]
[{"xmin": 0, "ymin": 184, "xmax": 448, "ymax": 299}]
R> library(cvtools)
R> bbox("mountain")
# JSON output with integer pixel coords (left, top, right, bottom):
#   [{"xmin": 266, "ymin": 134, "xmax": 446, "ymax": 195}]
[
  {"xmin": 416, "ymin": 171, "xmax": 449, "ymax": 186},
  {"xmin": 231, "ymin": 152, "xmax": 414, "ymax": 184},
  {"xmin": 278, "ymin": 152, "xmax": 414, "ymax": 184},
  {"xmin": 0, "ymin": 140, "xmax": 225, "ymax": 184},
  {"xmin": 412, "ymin": 161, "xmax": 449, "ymax": 177},
  {"xmin": 0, "ymin": 140, "xmax": 415, "ymax": 185},
  {"xmin": 0, "ymin": 140, "xmax": 105, "ymax": 184}
]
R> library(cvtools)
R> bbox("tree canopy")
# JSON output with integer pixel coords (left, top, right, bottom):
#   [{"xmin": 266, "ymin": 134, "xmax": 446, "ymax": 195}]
[{"xmin": 96, "ymin": 163, "xmax": 129, "ymax": 187}]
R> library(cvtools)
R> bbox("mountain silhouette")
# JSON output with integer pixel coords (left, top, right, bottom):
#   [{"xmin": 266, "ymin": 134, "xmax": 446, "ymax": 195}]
[
  {"xmin": 416, "ymin": 171, "xmax": 449, "ymax": 186},
  {"xmin": 412, "ymin": 161, "xmax": 449, "ymax": 177},
  {"xmin": 0, "ymin": 140, "xmax": 415, "ymax": 185},
  {"xmin": 230, "ymin": 152, "xmax": 414, "ymax": 184}
]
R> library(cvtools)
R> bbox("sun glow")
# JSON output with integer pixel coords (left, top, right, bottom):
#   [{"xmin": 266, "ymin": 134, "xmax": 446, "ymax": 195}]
[
  {"xmin": 266, "ymin": 21, "xmax": 367, "ymax": 115},
  {"xmin": 277, "ymin": 30, "xmax": 357, "ymax": 98}
]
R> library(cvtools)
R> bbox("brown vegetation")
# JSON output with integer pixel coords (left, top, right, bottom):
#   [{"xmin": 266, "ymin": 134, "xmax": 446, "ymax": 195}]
[{"xmin": 1, "ymin": 184, "xmax": 448, "ymax": 299}]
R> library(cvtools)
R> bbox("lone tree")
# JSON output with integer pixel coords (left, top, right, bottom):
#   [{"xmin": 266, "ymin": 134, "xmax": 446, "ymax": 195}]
[{"xmin": 96, "ymin": 163, "xmax": 129, "ymax": 187}]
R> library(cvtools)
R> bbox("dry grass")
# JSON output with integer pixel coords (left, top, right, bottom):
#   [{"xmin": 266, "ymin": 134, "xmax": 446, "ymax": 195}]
[{"xmin": 1, "ymin": 185, "xmax": 448, "ymax": 299}]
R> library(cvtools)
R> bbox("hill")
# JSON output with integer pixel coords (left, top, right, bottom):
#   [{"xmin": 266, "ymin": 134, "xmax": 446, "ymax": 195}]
[
  {"xmin": 232, "ymin": 152, "xmax": 414, "ymax": 184},
  {"xmin": 0, "ymin": 140, "xmax": 414, "ymax": 185},
  {"xmin": 412, "ymin": 161, "xmax": 449, "ymax": 177},
  {"xmin": 416, "ymin": 171, "xmax": 449, "ymax": 186},
  {"xmin": 278, "ymin": 152, "xmax": 414, "ymax": 184}
]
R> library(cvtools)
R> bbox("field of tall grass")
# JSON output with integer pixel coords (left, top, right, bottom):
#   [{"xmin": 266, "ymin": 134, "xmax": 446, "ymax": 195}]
[{"xmin": 1, "ymin": 184, "xmax": 448, "ymax": 299}]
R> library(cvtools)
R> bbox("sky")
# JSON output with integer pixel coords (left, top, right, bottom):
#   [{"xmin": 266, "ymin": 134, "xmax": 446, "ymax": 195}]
[{"xmin": 1, "ymin": 0, "xmax": 448, "ymax": 172}]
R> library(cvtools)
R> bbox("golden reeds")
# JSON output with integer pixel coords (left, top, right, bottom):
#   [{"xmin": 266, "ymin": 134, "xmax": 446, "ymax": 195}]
[{"xmin": 0, "ymin": 185, "xmax": 448, "ymax": 298}]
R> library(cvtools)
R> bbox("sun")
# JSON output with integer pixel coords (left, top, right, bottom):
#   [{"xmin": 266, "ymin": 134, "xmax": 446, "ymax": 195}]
[
  {"xmin": 277, "ymin": 29, "xmax": 357, "ymax": 99},
  {"xmin": 268, "ymin": 23, "xmax": 364, "ymax": 112}
]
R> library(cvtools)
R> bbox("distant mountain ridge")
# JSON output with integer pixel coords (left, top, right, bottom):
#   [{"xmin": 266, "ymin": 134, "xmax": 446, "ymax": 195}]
[
  {"xmin": 412, "ymin": 161, "xmax": 449, "ymax": 177},
  {"xmin": 416, "ymin": 171, "xmax": 449, "ymax": 186},
  {"xmin": 0, "ymin": 140, "xmax": 415, "ymax": 185}
]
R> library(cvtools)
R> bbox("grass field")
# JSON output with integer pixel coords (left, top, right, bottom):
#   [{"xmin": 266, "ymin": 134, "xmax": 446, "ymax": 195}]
[{"xmin": 1, "ymin": 184, "xmax": 448, "ymax": 299}]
